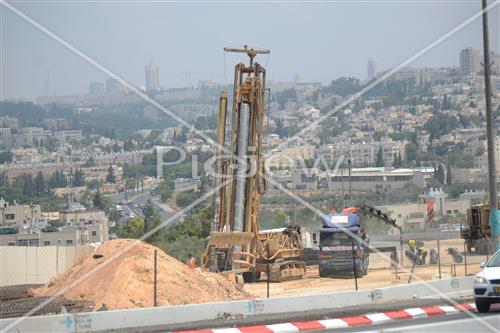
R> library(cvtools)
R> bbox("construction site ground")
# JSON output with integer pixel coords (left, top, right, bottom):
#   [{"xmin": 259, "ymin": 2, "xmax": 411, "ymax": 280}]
[
  {"xmin": 4, "ymin": 238, "xmax": 484, "ymax": 317},
  {"xmin": 245, "ymin": 238, "xmax": 487, "ymax": 298}
]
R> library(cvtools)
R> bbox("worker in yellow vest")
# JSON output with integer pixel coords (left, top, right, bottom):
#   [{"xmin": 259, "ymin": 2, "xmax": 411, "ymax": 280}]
[
  {"xmin": 418, "ymin": 246, "xmax": 428, "ymax": 264},
  {"xmin": 408, "ymin": 239, "xmax": 415, "ymax": 253}
]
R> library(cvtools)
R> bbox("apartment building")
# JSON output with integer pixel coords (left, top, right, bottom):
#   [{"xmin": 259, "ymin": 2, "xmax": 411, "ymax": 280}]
[
  {"xmin": 0, "ymin": 198, "xmax": 41, "ymax": 227},
  {"xmin": 327, "ymin": 167, "xmax": 433, "ymax": 192}
]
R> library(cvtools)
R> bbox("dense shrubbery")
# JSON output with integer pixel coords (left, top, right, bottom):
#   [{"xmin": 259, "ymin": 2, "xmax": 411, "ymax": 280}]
[{"xmin": 119, "ymin": 198, "xmax": 212, "ymax": 263}]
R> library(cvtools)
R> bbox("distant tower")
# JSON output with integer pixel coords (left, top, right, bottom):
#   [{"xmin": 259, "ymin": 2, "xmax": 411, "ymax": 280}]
[
  {"xmin": 145, "ymin": 59, "xmax": 160, "ymax": 93},
  {"xmin": 367, "ymin": 59, "xmax": 376, "ymax": 81},
  {"xmin": 459, "ymin": 47, "xmax": 480, "ymax": 74}
]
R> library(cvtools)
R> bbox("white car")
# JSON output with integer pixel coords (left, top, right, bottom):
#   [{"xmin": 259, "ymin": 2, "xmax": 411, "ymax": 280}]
[{"xmin": 474, "ymin": 249, "xmax": 500, "ymax": 312}]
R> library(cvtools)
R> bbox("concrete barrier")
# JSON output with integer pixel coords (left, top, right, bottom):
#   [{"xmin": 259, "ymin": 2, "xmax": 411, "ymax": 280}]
[
  {"xmin": 1, "ymin": 245, "xmax": 95, "ymax": 287},
  {"xmin": 0, "ymin": 276, "xmax": 473, "ymax": 333}
]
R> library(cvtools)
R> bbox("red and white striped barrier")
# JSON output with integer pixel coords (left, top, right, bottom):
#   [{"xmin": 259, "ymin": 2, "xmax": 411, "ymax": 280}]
[{"xmin": 176, "ymin": 303, "xmax": 479, "ymax": 333}]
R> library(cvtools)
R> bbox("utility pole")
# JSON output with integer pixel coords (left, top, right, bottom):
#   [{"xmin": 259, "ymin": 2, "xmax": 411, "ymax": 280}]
[
  {"xmin": 348, "ymin": 159, "xmax": 352, "ymax": 206},
  {"xmin": 341, "ymin": 166, "xmax": 345, "ymax": 208},
  {"xmin": 481, "ymin": 0, "xmax": 499, "ymax": 250}
]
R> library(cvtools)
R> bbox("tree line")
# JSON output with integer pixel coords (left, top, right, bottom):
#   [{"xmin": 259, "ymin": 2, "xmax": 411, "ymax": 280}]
[{"xmin": 0, "ymin": 169, "xmax": 85, "ymax": 202}]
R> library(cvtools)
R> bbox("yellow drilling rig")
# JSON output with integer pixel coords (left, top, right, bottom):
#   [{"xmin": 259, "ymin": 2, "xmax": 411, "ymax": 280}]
[{"xmin": 202, "ymin": 46, "xmax": 306, "ymax": 282}]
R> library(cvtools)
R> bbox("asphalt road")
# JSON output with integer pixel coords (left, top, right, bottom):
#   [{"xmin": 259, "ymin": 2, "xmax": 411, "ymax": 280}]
[
  {"xmin": 324, "ymin": 312, "xmax": 500, "ymax": 333},
  {"xmin": 108, "ymin": 191, "xmax": 177, "ymax": 228}
]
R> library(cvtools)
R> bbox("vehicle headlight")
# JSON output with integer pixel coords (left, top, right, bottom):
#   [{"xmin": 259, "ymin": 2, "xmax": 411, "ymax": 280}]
[{"xmin": 474, "ymin": 276, "xmax": 488, "ymax": 284}]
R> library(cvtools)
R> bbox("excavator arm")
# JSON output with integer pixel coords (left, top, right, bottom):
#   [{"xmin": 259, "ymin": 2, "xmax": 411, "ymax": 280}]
[{"xmin": 356, "ymin": 204, "xmax": 401, "ymax": 231}]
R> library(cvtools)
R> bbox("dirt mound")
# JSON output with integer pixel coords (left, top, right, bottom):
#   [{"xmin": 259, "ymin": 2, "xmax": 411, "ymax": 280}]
[{"xmin": 30, "ymin": 239, "xmax": 250, "ymax": 310}]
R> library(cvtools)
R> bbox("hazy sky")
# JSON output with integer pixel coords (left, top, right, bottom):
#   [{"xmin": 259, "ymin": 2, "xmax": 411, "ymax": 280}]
[{"xmin": 1, "ymin": 1, "xmax": 499, "ymax": 100}]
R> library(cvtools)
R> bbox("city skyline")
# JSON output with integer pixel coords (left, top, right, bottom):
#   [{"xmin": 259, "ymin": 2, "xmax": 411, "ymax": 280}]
[{"xmin": 1, "ymin": 2, "xmax": 499, "ymax": 100}]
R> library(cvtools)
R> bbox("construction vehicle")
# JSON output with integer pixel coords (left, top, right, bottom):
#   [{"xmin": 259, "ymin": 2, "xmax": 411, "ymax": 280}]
[
  {"xmin": 202, "ymin": 46, "xmax": 305, "ymax": 282},
  {"xmin": 318, "ymin": 205, "xmax": 400, "ymax": 278},
  {"xmin": 461, "ymin": 203, "xmax": 497, "ymax": 255}
]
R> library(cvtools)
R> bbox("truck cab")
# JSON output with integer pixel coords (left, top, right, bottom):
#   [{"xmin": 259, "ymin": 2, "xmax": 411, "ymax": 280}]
[{"xmin": 318, "ymin": 212, "xmax": 369, "ymax": 278}]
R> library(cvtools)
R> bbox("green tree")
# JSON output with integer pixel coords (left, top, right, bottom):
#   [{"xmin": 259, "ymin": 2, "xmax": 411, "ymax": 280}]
[
  {"xmin": 393, "ymin": 153, "xmax": 398, "ymax": 167},
  {"xmin": 87, "ymin": 179, "xmax": 102, "ymax": 190},
  {"xmin": 120, "ymin": 217, "xmax": 145, "ymax": 238},
  {"xmin": 73, "ymin": 168, "xmax": 85, "ymax": 186},
  {"xmin": 48, "ymin": 170, "xmax": 68, "ymax": 189},
  {"xmin": 361, "ymin": 215, "xmax": 392, "ymax": 235},
  {"xmin": 143, "ymin": 215, "xmax": 163, "ymax": 243},
  {"xmin": 405, "ymin": 143, "xmax": 418, "ymax": 163},
  {"xmin": 159, "ymin": 234, "xmax": 206, "ymax": 263},
  {"xmin": 326, "ymin": 77, "xmax": 361, "ymax": 96},
  {"xmin": 176, "ymin": 191, "xmax": 200, "ymax": 208},
  {"xmin": 34, "ymin": 172, "xmax": 45, "ymax": 196},
  {"xmin": 446, "ymin": 163, "xmax": 453, "ymax": 185},
  {"xmin": 275, "ymin": 88, "xmax": 297, "ymax": 108},
  {"xmin": 41, "ymin": 136, "xmax": 56, "ymax": 152},
  {"xmin": 82, "ymin": 157, "xmax": 96, "ymax": 168},
  {"xmin": 123, "ymin": 138, "xmax": 135, "ymax": 152},
  {"xmin": 0, "ymin": 151, "xmax": 12, "ymax": 164},
  {"xmin": 92, "ymin": 189, "xmax": 105, "ymax": 209},
  {"xmin": 142, "ymin": 200, "xmax": 156, "ymax": 219},
  {"xmin": 106, "ymin": 165, "xmax": 116, "ymax": 183},
  {"xmin": 270, "ymin": 211, "xmax": 288, "ymax": 229},
  {"xmin": 434, "ymin": 164, "xmax": 445, "ymax": 185},
  {"xmin": 20, "ymin": 174, "xmax": 34, "ymax": 197},
  {"xmin": 376, "ymin": 147, "xmax": 385, "ymax": 167},
  {"xmin": 423, "ymin": 113, "xmax": 460, "ymax": 140},
  {"xmin": 157, "ymin": 179, "xmax": 173, "ymax": 202}
]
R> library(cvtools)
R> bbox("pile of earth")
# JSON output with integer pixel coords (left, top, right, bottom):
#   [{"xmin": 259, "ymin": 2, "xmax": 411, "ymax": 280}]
[{"xmin": 30, "ymin": 239, "xmax": 250, "ymax": 310}]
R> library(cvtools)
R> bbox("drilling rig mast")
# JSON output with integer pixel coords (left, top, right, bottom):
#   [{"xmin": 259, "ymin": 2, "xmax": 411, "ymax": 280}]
[{"xmin": 203, "ymin": 46, "xmax": 305, "ymax": 282}]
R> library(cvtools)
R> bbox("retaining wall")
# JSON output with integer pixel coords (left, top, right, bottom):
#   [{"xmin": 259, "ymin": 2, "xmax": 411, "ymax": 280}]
[
  {"xmin": 0, "ymin": 276, "xmax": 473, "ymax": 333},
  {"xmin": 0, "ymin": 245, "xmax": 94, "ymax": 286}
]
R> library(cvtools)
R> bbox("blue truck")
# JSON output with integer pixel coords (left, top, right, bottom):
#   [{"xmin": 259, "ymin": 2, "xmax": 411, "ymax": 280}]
[{"xmin": 318, "ymin": 210, "xmax": 369, "ymax": 278}]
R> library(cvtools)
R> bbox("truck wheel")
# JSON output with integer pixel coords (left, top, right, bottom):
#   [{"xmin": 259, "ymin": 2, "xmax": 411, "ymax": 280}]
[{"xmin": 475, "ymin": 300, "xmax": 490, "ymax": 313}]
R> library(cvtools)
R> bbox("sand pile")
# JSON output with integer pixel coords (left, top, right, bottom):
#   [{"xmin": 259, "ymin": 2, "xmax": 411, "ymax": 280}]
[{"xmin": 30, "ymin": 239, "xmax": 250, "ymax": 310}]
